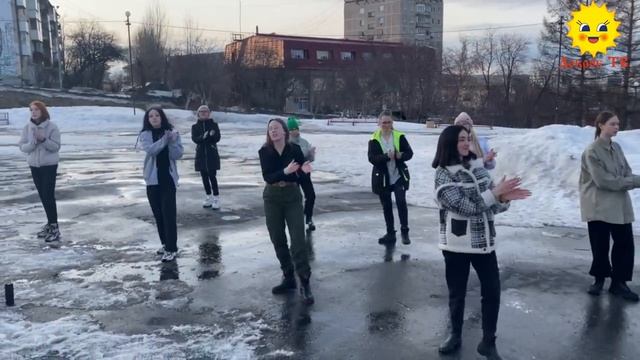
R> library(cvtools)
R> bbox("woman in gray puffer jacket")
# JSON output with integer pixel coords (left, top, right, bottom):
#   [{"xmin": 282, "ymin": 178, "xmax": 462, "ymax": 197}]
[{"xmin": 18, "ymin": 101, "xmax": 61, "ymax": 243}]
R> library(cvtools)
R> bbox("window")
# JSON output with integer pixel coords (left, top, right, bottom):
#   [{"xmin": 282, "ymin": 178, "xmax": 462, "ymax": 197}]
[
  {"xmin": 316, "ymin": 50, "xmax": 331, "ymax": 60},
  {"xmin": 291, "ymin": 49, "xmax": 308, "ymax": 60},
  {"xmin": 341, "ymin": 51, "xmax": 355, "ymax": 61},
  {"xmin": 377, "ymin": 29, "xmax": 384, "ymax": 36},
  {"xmin": 368, "ymin": 23, "xmax": 375, "ymax": 30},
  {"xmin": 295, "ymin": 97, "xmax": 309, "ymax": 112},
  {"xmin": 359, "ymin": 19, "xmax": 364, "ymax": 26},
  {"xmin": 368, "ymin": 11, "xmax": 375, "ymax": 18},
  {"xmin": 362, "ymin": 52, "xmax": 373, "ymax": 61},
  {"xmin": 360, "ymin": 7, "xmax": 365, "ymax": 14},
  {"xmin": 416, "ymin": 4, "xmax": 426, "ymax": 13},
  {"xmin": 378, "ymin": 17, "xmax": 384, "ymax": 25},
  {"xmin": 380, "ymin": 5, "xmax": 384, "ymax": 11},
  {"xmin": 29, "ymin": 18, "xmax": 38, "ymax": 30}
]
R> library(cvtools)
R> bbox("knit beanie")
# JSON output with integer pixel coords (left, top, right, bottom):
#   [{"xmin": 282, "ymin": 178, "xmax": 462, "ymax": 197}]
[
  {"xmin": 453, "ymin": 112, "xmax": 473, "ymax": 128},
  {"xmin": 287, "ymin": 117, "xmax": 300, "ymax": 130}
]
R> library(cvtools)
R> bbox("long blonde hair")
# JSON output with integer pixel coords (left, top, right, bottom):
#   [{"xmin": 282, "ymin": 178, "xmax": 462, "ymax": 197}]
[{"xmin": 469, "ymin": 127, "xmax": 484, "ymax": 159}]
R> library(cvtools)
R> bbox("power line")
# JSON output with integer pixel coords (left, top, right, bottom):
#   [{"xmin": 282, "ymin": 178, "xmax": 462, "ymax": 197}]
[{"xmin": 58, "ymin": 19, "xmax": 542, "ymax": 38}]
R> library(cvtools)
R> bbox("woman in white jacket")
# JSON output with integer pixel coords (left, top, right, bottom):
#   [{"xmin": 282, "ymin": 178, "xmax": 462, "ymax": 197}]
[
  {"xmin": 18, "ymin": 101, "xmax": 61, "ymax": 242},
  {"xmin": 432, "ymin": 125, "xmax": 529, "ymax": 360}
]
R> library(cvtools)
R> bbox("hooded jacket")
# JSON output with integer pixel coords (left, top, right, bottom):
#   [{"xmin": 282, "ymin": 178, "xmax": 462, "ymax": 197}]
[{"xmin": 435, "ymin": 158, "xmax": 509, "ymax": 254}]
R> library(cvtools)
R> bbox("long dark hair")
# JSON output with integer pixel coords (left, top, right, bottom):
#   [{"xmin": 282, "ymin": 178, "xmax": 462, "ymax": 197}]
[
  {"xmin": 264, "ymin": 118, "xmax": 289, "ymax": 148},
  {"xmin": 141, "ymin": 107, "xmax": 173, "ymax": 132},
  {"xmin": 594, "ymin": 111, "xmax": 616, "ymax": 139},
  {"xmin": 432, "ymin": 125, "xmax": 476, "ymax": 169}
]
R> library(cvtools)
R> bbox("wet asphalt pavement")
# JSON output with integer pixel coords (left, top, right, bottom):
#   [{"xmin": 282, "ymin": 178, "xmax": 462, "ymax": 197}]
[{"xmin": 2, "ymin": 135, "xmax": 640, "ymax": 359}]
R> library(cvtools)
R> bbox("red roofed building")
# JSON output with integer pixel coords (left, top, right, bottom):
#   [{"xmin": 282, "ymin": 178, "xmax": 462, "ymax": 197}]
[{"xmin": 225, "ymin": 33, "xmax": 437, "ymax": 115}]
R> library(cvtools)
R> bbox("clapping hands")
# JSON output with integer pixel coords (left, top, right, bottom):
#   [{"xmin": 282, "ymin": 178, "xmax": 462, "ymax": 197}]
[
  {"xmin": 485, "ymin": 149, "xmax": 497, "ymax": 162},
  {"xmin": 166, "ymin": 130, "xmax": 178, "ymax": 142},
  {"xmin": 284, "ymin": 160, "xmax": 312, "ymax": 175},
  {"xmin": 492, "ymin": 176, "xmax": 531, "ymax": 202}
]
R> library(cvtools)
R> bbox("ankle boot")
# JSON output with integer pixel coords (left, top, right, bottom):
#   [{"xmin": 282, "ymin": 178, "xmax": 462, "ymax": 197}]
[
  {"xmin": 587, "ymin": 277, "xmax": 605, "ymax": 295},
  {"xmin": 299, "ymin": 277, "xmax": 315, "ymax": 305},
  {"xmin": 378, "ymin": 231, "xmax": 396, "ymax": 245},
  {"xmin": 438, "ymin": 332, "xmax": 461, "ymax": 354},
  {"xmin": 477, "ymin": 335, "xmax": 502, "ymax": 360},
  {"xmin": 272, "ymin": 272, "xmax": 296, "ymax": 294},
  {"xmin": 609, "ymin": 280, "xmax": 640, "ymax": 302}
]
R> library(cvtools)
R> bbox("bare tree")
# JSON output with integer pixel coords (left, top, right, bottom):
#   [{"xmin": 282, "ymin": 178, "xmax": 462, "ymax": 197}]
[
  {"xmin": 134, "ymin": 0, "xmax": 169, "ymax": 85},
  {"xmin": 473, "ymin": 30, "xmax": 497, "ymax": 111},
  {"xmin": 442, "ymin": 37, "xmax": 474, "ymax": 113},
  {"xmin": 64, "ymin": 21, "xmax": 123, "ymax": 89},
  {"xmin": 497, "ymin": 34, "xmax": 529, "ymax": 109},
  {"xmin": 614, "ymin": 0, "xmax": 640, "ymax": 128}
]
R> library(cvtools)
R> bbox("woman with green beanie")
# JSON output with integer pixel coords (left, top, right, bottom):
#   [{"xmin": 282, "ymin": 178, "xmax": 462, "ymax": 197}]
[{"xmin": 288, "ymin": 117, "xmax": 317, "ymax": 231}]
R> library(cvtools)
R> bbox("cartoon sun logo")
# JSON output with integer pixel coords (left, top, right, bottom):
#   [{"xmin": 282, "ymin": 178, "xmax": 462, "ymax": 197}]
[{"xmin": 567, "ymin": 2, "xmax": 620, "ymax": 57}]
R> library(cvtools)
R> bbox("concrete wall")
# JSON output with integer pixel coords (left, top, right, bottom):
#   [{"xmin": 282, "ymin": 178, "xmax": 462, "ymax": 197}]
[{"xmin": 0, "ymin": 0, "xmax": 20, "ymax": 82}]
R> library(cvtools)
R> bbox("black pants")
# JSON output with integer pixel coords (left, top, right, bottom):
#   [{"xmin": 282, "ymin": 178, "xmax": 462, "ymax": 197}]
[
  {"xmin": 588, "ymin": 221, "xmax": 634, "ymax": 282},
  {"xmin": 443, "ymin": 250, "xmax": 501, "ymax": 338},
  {"xmin": 263, "ymin": 185, "xmax": 310, "ymax": 279},
  {"xmin": 30, "ymin": 165, "xmax": 58, "ymax": 224},
  {"xmin": 300, "ymin": 174, "xmax": 316, "ymax": 221},
  {"xmin": 200, "ymin": 170, "xmax": 219, "ymax": 196},
  {"xmin": 146, "ymin": 180, "xmax": 178, "ymax": 252},
  {"xmin": 379, "ymin": 180, "xmax": 408, "ymax": 234}
]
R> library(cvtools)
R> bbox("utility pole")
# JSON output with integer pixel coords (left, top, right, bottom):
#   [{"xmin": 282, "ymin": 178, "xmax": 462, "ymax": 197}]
[
  {"xmin": 55, "ymin": 6, "xmax": 63, "ymax": 89},
  {"xmin": 125, "ymin": 11, "xmax": 136, "ymax": 115},
  {"xmin": 555, "ymin": 16, "xmax": 564, "ymax": 124}
]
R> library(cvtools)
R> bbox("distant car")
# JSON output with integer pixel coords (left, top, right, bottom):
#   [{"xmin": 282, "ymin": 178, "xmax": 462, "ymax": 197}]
[{"xmin": 142, "ymin": 82, "xmax": 181, "ymax": 99}]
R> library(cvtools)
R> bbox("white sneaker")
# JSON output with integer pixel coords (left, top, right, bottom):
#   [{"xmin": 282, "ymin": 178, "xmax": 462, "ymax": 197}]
[
  {"xmin": 211, "ymin": 196, "xmax": 220, "ymax": 210},
  {"xmin": 203, "ymin": 195, "xmax": 213, "ymax": 208},
  {"xmin": 156, "ymin": 246, "xmax": 166, "ymax": 255},
  {"xmin": 161, "ymin": 251, "xmax": 177, "ymax": 262}
]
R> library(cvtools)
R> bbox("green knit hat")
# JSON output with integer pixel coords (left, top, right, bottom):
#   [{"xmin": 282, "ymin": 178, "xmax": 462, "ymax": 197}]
[{"xmin": 287, "ymin": 117, "xmax": 299, "ymax": 130}]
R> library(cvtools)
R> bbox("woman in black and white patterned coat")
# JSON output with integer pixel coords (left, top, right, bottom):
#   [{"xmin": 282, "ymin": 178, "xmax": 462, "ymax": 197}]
[{"xmin": 432, "ymin": 125, "xmax": 530, "ymax": 360}]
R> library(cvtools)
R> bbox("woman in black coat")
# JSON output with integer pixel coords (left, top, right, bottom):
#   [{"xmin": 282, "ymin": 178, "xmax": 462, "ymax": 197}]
[
  {"xmin": 368, "ymin": 110, "xmax": 413, "ymax": 246},
  {"xmin": 191, "ymin": 105, "xmax": 221, "ymax": 209}
]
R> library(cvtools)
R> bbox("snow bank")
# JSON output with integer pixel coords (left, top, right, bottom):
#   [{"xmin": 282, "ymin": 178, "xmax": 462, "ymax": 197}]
[{"xmin": 3, "ymin": 106, "xmax": 640, "ymax": 231}]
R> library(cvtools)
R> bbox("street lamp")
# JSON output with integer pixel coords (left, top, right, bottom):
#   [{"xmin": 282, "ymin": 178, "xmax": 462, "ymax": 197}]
[{"xmin": 125, "ymin": 11, "xmax": 136, "ymax": 115}]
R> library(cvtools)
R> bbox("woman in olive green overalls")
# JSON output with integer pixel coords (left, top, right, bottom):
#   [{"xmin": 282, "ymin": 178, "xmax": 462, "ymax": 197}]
[{"xmin": 259, "ymin": 118, "xmax": 314, "ymax": 305}]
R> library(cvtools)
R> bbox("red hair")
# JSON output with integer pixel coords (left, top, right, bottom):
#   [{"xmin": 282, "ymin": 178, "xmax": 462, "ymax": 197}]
[{"xmin": 29, "ymin": 101, "xmax": 50, "ymax": 121}]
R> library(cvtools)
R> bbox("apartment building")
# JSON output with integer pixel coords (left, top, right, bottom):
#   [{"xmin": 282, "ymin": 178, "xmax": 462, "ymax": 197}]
[
  {"xmin": 0, "ymin": 0, "xmax": 62, "ymax": 86},
  {"xmin": 344, "ymin": 0, "xmax": 443, "ymax": 55}
]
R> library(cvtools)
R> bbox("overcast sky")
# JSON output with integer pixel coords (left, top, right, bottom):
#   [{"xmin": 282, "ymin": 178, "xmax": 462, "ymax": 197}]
[{"xmin": 51, "ymin": 0, "xmax": 549, "ymax": 50}]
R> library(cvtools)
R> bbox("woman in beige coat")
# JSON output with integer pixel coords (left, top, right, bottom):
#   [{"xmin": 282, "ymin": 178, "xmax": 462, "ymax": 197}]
[{"xmin": 580, "ymin": 111, "xmax": 640, "ymax": 301}]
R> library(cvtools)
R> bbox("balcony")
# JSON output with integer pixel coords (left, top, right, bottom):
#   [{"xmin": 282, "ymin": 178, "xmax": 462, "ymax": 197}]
[
  {"xmin": 18, "ymin": 21, "xmax": 29, "ymax": 32},
  {"xmin": 26, "ymin": 0, "xmax": 39, "ymax": 11},
  {"xmin": 27, "ymin": 9, "xmax": 40, "ymax": 19},
  {"xmin": 16, "ymin": 0, "xmax": 26, "ymax": 8},
  {"xmin": 30, "ymin": 29, "xmax": 43, "ymax": 42}
]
